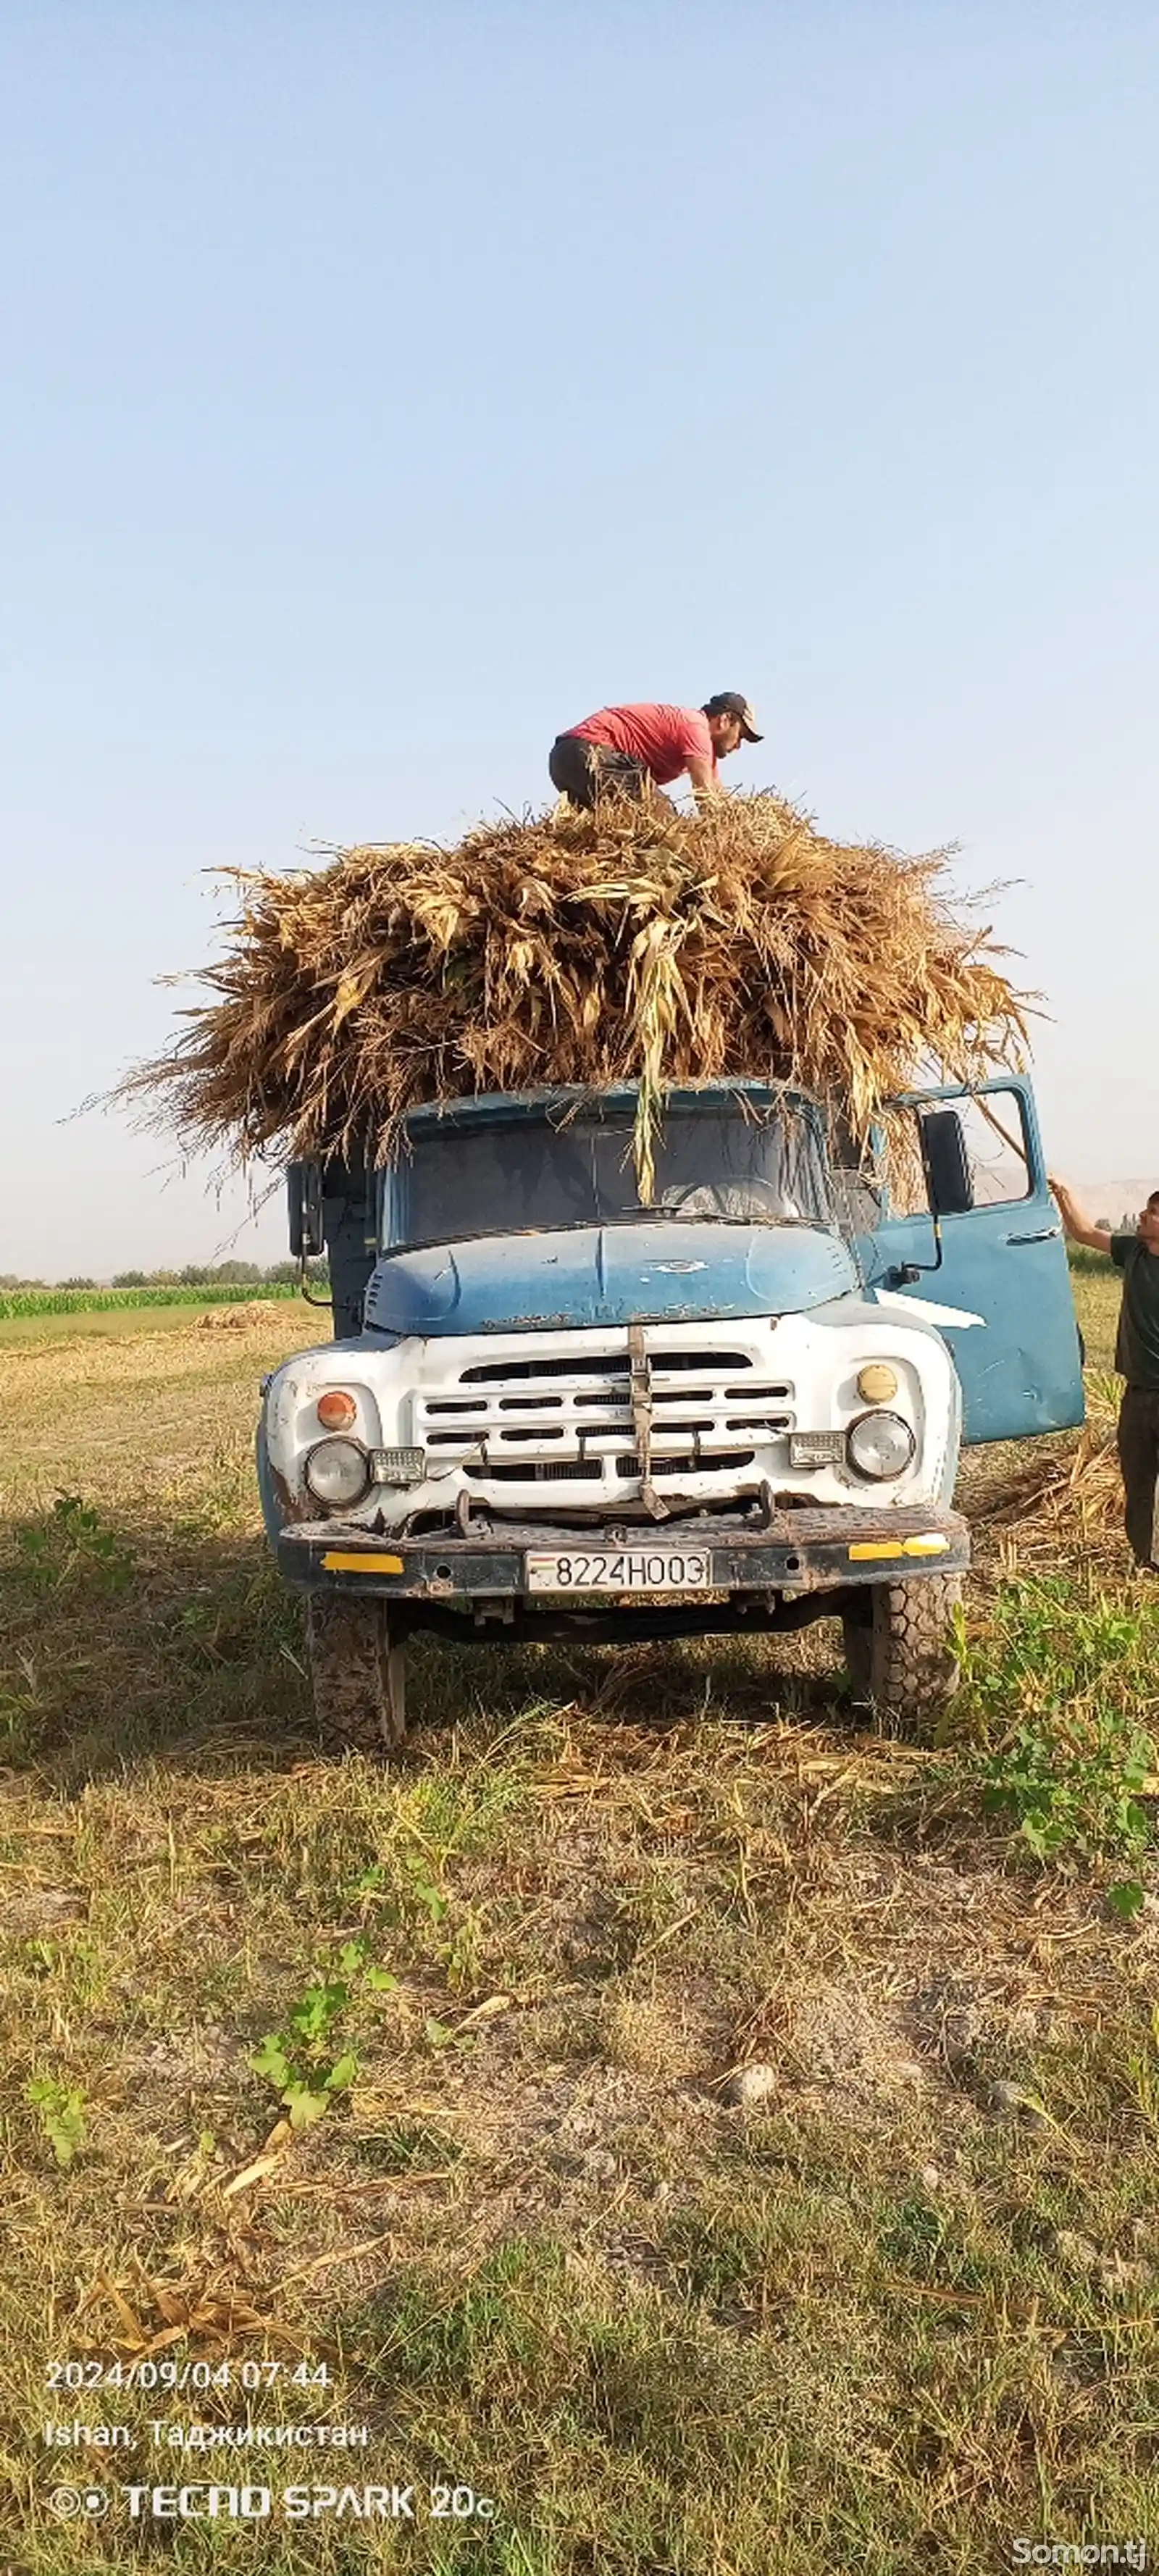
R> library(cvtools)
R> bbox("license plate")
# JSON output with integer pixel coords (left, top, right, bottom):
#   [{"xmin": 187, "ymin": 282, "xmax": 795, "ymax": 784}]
[{"xmin": 524, "ymin": 1547, "xmax": 713, "ymax": 1595}]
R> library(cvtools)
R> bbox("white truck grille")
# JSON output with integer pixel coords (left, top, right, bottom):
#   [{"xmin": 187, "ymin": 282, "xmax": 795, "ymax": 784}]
[{"xmin": 414, "ymin": 1344, "xmax": 794, "ymax": 1493}]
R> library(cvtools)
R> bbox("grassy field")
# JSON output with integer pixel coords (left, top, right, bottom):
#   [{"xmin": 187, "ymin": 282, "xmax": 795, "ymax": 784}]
[
  {"xmin": 1, "ymin": 1273, "xmax": 1158, "ymax": 2575},
  {"xmin": 0, "ymin": 1297, "xmax": 319, "ymax": 1350}
]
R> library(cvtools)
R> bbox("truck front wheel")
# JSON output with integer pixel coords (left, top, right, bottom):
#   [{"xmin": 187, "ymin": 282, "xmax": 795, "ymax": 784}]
[
  {"xmin": 842, "ymin": 1576, "xmax": 962, "ymax": 1742},
  {"xmin": 305, "ymin": 1594, "xmax": 407, "ymax": 1756}
]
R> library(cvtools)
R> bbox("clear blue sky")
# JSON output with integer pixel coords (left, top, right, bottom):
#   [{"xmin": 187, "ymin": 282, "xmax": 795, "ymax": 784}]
[{"xmin": 2, "ymin": 1, "xmax": 1156, "ymax": 1276}]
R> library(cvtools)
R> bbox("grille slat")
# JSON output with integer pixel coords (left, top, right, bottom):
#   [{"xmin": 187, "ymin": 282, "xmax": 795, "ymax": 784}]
[
  {"xmin": 616, "ymin": 1451, "xmax": 756, "ymax": 1479},
  {"xmin": 464, "ymin": 1459, "xmax": 599, "ymax": 1484},
  {"xmin": 460, "ymin": 1350, "xmax": 755, "ymax": 1384}
]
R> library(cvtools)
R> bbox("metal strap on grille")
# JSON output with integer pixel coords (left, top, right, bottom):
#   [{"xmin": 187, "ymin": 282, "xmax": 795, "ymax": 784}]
[{"xmin": 628, "ymin": 1323, "xmax": 667, "ymax": 1522}]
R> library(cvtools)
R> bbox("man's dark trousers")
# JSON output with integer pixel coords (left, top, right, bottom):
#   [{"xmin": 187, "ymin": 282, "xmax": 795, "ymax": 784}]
[
  {"xmin": 548, "ymin": 736, "xmax": 650, "ymax": 810},
  {"xmin": 1117, "ymin": 1385, "xmax": 1159, "ymax": 1568}
]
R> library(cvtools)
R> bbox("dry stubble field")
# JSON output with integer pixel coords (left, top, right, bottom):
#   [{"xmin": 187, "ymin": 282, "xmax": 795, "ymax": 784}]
[{"xmin": 1, "ymin": 1273, "xmax": 1158, "ymax": 2576}]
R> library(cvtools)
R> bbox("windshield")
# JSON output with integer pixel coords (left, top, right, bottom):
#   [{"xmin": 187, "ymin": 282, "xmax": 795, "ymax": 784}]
[{"xmin": 385, "ymin": 1103, "xmax": 832, "ymax": 1250}]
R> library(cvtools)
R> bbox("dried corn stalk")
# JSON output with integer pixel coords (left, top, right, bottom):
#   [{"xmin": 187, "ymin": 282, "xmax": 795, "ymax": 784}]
[{"xmin": 122, "ymin": 790, "xmax": 1034, "ymax": 1197}]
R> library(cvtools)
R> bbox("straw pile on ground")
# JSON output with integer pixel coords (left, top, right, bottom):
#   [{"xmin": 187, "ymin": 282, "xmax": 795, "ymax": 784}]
[
  {"xmin": 974, "ymin": 1379, "xmax": 1122, "ymax": 1566},
  {"xmin": 124, "ymin": 792, "xmax": 1032, "ymax": 1195}
]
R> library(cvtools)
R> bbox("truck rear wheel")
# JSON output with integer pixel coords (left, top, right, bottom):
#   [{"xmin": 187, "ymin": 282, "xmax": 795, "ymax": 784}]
[
  {"xmin": 842, "ymin": 1576, "xmax": 962, "ymax": 1742},
  {"xmin": 305, "ymin": 1594, "xmax": 407, "ymax": 1756}
]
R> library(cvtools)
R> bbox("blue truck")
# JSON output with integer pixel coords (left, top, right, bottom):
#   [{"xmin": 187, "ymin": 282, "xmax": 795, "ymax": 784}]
[{"xmin": 256, "ymin": 1074, "xmax": 1084, "ymax": 1751}]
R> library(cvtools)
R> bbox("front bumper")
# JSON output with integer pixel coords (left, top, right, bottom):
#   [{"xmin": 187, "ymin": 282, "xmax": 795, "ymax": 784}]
[{"xmin": 275, "ymin": 1504, "xmax": 969, "ymax": 1610}]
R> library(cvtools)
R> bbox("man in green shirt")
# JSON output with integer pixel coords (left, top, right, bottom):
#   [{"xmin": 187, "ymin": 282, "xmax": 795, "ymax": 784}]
[{"xmin": 1049, "ymin": 1178, "xmax": 1159, "ymax": 1570}]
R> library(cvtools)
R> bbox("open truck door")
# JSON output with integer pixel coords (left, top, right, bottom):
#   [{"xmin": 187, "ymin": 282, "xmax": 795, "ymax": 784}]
[{"xmin": 866, "ymin": 1075, "xmax": 1085, "ymax": 1444}]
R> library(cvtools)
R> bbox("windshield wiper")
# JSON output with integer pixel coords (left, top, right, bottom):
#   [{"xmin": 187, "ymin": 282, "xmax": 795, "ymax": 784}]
[{"xmin": 635, "ymin": 1210, "xmax": 824, "ymax": 1228}]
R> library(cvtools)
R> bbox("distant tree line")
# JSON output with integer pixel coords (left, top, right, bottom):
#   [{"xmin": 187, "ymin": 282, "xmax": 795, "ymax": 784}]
[{"xmin": 0, "ymin": 1259, "xmax": 325, "ymax": 1292}]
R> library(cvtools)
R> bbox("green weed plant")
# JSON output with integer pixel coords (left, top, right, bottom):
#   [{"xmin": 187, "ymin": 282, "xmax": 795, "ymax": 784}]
[
  {"xmin": 953, "ymin": 1575, "xmax": 1157, "ymax": 1904},
  {"xmin": 14, "ymin": 1494, "xmax": 135, "ymax": 1596},
  {"xmin": 25, "ymin": 2075, "xmax": 86, "ymax": 2168},
  {"xmin": 250, "ymin": 1936, "xmax": 397, "ymax": 2129}
]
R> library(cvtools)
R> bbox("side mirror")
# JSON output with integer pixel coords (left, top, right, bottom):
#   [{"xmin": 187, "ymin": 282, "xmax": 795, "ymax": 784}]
[
  {"xmin": 919, "ymin": 1109, "xmax": 974, "ymax": 1217},
  {"xmin": 288, "ymin": 1161, "xmax": 325, "ymax": 1259}
]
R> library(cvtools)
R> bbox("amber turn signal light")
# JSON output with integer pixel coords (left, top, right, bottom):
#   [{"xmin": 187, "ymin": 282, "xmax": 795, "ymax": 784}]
[
  {"xmin": 317, "ymin": 1389, "xmax": 358, "ymax": 1431},
  {"xmin": 856, "ymin": 1363, "xmax": 898, "ymax": 1404}
]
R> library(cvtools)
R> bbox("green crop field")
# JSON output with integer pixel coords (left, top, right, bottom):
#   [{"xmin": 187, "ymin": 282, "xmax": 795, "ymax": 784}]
[
  {"xmin": 1, "ymin": 1272, "xmax": 1157, "ymax": 2575},
  {"xmin": 0, "ymin": 1281, "xmax": 306, "ymax": 1319}
]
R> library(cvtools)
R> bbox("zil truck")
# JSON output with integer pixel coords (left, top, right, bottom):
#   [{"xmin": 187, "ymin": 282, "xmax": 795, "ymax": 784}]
[{"xmin": 256, "ymin": 1076, "xmax": 1084, "ymax": 1752}]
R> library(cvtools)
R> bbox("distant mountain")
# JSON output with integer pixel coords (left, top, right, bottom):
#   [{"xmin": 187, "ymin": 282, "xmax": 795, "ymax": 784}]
[{"xmin": 1071, "ymin": 1179, "xmax": 1158, "ymax": 1228}]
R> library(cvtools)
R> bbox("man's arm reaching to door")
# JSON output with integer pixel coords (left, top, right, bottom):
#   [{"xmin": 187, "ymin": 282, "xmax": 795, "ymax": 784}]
[{"xmin": 1047, "ymin": 1176, "xmax": 1113, "ymax": 1255}]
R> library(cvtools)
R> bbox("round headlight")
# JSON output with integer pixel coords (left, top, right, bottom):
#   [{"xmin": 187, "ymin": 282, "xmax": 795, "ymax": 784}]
[
  {"xmin": 304, "ymin": 1437, "xmax": 371, "ymax": 1508},
  {"xmin": 847, "ymin": 1410, "xmax": 915, "ymax": 1481}
]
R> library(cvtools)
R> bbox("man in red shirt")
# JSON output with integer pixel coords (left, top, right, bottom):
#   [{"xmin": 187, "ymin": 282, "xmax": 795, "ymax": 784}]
[{"xmin": 548, "ymin": 693, "xmax": 762, "ymax": 814}]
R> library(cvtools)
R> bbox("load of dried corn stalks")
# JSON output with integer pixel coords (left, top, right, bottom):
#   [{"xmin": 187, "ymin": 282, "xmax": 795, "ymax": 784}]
[{"xmin": 122, "ymin": 792, "xmax": 1032, "ymax": 1194}]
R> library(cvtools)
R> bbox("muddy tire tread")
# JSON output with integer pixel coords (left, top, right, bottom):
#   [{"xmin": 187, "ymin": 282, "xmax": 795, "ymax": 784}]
[
  {"xmin": 842, "ymin": 1574, "xmax": 961, "ymax": 1744},
  {"xmin": 306, "ymin": 1594, "xmax": 407, "ymax": 1755}
]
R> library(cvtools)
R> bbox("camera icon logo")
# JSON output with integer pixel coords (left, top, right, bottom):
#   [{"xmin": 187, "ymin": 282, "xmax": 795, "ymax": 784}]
[{"xmin": 47, "ymin": 2486, "xmax": 109, "ymax": 2519}]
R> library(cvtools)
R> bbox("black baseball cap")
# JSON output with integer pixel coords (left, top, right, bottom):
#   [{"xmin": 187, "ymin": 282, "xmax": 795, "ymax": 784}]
[{"xmin": 703, "ymin": 691, "xmax": 763, "ymax": 742}]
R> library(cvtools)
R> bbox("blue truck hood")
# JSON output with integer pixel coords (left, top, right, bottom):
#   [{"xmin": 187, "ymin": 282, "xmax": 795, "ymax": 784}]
[{"xmin": 363, "ymin": 1222, "xmax": 856, "ymax": 1336}]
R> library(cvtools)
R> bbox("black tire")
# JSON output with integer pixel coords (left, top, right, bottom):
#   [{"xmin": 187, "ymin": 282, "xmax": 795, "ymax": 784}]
[
  {"xmin": 841, "ymin": 1575, "xmax": 962, "ymax": 1742},
  {"xmin": 305, "ymin": 1594, "xmax": 407, "ymax": 1756}
]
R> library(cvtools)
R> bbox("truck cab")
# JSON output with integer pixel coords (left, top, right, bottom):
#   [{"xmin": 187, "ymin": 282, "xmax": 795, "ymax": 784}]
[{"xmin": 258, "ymin": 1077, "xmax": 1083, "ymax": 1751}]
